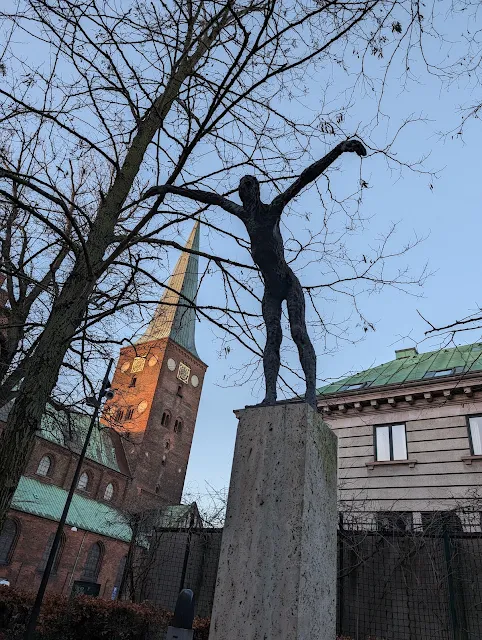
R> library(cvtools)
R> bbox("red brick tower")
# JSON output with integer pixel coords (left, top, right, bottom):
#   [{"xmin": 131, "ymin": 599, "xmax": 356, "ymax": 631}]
[{"xmin": 106, "ymin": 222, "xmax": 207, "ymax": 508}]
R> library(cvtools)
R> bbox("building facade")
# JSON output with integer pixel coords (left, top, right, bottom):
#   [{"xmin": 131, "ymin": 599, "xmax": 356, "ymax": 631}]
[
  {"xmin": 317, "ymin": 344, "xmax": 482, "ymax": 529},
  {"xmin": 0, "ymin": 222, "xmax": 207, "ymax": 596}
]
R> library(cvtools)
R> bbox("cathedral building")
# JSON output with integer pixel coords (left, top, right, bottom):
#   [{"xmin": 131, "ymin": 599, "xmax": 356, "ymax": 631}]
[{"xmin": 0, "ymin": 222, "xmax": 206, "ymax": 598}]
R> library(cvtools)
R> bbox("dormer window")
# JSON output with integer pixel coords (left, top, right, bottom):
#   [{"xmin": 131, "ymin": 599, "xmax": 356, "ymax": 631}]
[
  {"xmin": 423, "ymin": 366, "xmax": 464, "ymax": 379},
  {"xmin": 339, "ymin": 381, "xmax": 372, "ymax": 392}
]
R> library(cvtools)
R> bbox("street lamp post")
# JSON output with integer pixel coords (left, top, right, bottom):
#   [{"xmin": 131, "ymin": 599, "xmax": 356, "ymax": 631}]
[{"xmin": 23, "ymin": 358, "xmax": 115, "ymax": 640}]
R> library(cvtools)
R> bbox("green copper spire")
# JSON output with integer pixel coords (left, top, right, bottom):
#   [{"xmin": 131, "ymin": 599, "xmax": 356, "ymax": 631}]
[{"xmin": 137, "ymin": 221, "xmax": 200, "ymax": 358}]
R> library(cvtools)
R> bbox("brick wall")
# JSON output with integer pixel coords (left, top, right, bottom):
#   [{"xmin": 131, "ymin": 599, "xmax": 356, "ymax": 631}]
[{"xmin": 0, "ymin": 511, "xmax": 128, "ymax": 598}]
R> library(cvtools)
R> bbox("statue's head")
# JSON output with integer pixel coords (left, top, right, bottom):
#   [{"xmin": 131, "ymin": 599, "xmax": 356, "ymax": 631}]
[{"xmin": 239, "ymin": 175, "xmax": 261, "ymax": 207}]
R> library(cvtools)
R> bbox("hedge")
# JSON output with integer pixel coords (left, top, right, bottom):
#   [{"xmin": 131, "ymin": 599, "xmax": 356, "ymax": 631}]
[
  {"xmin": 0, "ymin": 587, "xmax": 210, "ymax": 640},
  {"xmin": 0, "ymin": 588, "xmax": 365, "ymax": 640}
]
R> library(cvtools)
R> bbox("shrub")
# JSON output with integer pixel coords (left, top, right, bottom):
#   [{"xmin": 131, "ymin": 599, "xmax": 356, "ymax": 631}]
[{"xmin": 0, "ymin": 587, "xmax": 210, "ymax": 640}]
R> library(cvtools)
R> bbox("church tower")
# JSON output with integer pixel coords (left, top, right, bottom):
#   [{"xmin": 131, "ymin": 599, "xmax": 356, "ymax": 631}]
[{"xmin": 106, "ymin": 222, "xmax": 207, "ymax": 508}]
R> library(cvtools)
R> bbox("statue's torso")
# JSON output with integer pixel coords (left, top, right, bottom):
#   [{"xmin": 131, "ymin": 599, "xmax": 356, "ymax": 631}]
[{"xmin": 245, "ymin": 206, "xmax": 290, "ymax": 291}]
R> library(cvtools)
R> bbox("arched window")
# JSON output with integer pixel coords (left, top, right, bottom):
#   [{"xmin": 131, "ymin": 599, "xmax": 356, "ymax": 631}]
[
  {"xmin": 36, "ymin": 455, "xmax": 52, "ymax": 477},
  {"xmin": 82, "ymin": 542, "xmax": 103, "ymax": 580},
  {"xmin": 38, "ymin": 532, "xmax": 65, "ymax": 574},
  {"xmin": 125, "ymin": 407, "xmax": 134, "ymax": 420},
  {"xmin": 0, "ymin": 334, "xmax": 8, "ymax": 366},
  {"xmin": 114, "ymin": 408, "xmax": 124, "ymax": 422},
  {"xmin": 0, "ymin": 519, "xmax": 18, "ymax": 565},
  {"xmin": 113, "ymin": 556, "xmax": 127, "ymax": 596},
  {"xmin": 174, "ymin": 419, "xmax": 183, "ymax": 434},
  {"xmin": 161, "ymin": 411, "xmax": 171, "ymax": 427},
  {"xmin": 421, "ymin": 510, "xmax": 464, "ymax": 533},
  {"xmin": 77, "ymin": 472, "xmax": 89, "ymax": 491},
  {"xmin": 104, "ymin": 483, "xmax": 114, "ymax": 501}
]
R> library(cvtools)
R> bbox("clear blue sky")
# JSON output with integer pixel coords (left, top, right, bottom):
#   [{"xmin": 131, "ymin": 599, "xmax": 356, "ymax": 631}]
[{"xmin": 183, "ymin": 22, "xmax": 482, "ymax": 502}]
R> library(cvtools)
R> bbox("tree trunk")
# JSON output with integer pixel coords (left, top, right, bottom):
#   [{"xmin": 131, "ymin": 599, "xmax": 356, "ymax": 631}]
[
  {"xmin": 0, "ymin": 49, "xmax": 206, "ymax": 531},
  {"xmin": 0, "ymin": 263, "xmax": 98, "ymax": 528}
]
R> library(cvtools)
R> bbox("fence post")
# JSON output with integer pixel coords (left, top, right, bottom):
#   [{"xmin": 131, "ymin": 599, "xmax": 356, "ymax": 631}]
[
  {"xmin": 443, "ymin": 521, "xmax": 468, "ymax": 640},
  {"xmin": 337, "ymin": 512, "xmax": 344, "ymax": 637},
  {"xmin": 179, "ymin": 513, "xmax": 195, "ymax": 593}
]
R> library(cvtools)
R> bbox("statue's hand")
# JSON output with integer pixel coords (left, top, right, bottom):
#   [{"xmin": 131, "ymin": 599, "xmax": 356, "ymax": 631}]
[{"xmin": 340, "ymin": 139, "xmax": 367, "ymax": 157}]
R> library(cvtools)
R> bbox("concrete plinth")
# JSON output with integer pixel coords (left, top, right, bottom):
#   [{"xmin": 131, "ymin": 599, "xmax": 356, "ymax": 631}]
[{"xmin": 208, "ymin": 402, "xmax": 337, "ymax": 640}]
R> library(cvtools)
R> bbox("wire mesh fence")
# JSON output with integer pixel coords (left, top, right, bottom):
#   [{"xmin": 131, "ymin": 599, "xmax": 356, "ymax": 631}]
[
  {"xmin": 137, "ymin": 527, "xmax": 222, "ymax": 618},
  {"xmin": 338, "ymin": 509, "xmax": 482, "ymax": 640},
  {"xmin": 136, "ymin": 510, "xmax": 482, "ymax": 638}
]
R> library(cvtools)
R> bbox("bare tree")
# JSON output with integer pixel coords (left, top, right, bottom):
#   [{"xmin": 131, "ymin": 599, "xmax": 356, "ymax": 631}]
[
  {"xmin": 183, "ymin": 483, "xmax": 228, "ymax": 528},
  {"xmin": 0, "ymin": 0, "xmax": 432, "ymax": 529},
  {"xmin": 419, "ymin": 309, "xmax": 482, "ymax": 342}
]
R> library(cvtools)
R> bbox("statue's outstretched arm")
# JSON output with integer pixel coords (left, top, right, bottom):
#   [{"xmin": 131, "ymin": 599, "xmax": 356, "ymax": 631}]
[
  {"xmin": 144, "ymin": 185, "xmax": 245, "ymax": 219},
  {"xmin": 270, "ymin": 139, "xmax": 367, "ymax": 213}
]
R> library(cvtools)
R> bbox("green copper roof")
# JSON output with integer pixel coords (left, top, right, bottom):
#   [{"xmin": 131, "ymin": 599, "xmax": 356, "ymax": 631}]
[
  {"xmin": 137, "ymin": 222, "xmax": 200, "ymax": 358},
  {"xmin": 0, "ymin": 404, "xmax": 122, "ymax": 472},
  {"xmin": 317, "ymin": 342, "xmax": 482, "ymax": 396},
  {"xmin": 156, "ymin": 504, "xmax": 199, "ymax": 528},
  {"xmin": 40, "ymin": 408, "xmax": 121, "ymax": 472},
  {"xmin": 12, "ymin": 476, "xmax": 131, "ymax": 542}
]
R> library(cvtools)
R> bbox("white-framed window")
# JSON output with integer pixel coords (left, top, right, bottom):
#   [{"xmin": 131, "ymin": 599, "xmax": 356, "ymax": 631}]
[
  {"xmin": 36, "ymin": 455, "xmax": 51, "ymax": 477},
  {"xmin": 375, "ymin": 424, "xmax": 407, "ymax": 461},
  {"xmin": 77, "ymin": 471, "xmax": 89, "ymax": 491},
  {"xmin": 104, "ymin": 483, "xmax": 114, "ymax": 501},
  {"xmin": 468, "ymin": 415, "xmax": 482, "ymax": 455}
]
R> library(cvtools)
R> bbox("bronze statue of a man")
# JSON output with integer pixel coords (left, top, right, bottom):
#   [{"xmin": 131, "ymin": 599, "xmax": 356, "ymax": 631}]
[{"xmin": 145, "ymin": 139, "xmax": 367, "ymax": 408}]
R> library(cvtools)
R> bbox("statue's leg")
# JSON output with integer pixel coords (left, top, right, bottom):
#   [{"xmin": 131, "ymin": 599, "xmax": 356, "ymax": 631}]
[
  {"xmin": 261, "ymin": 290, "xmax": 283, "ymax": 405},
  {"xmin": 286, "ymin": 273, "xmax": 317, "ymax": 409}
]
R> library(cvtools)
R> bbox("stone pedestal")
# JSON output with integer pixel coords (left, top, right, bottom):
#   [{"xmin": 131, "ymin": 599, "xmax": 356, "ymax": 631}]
[{"xmin": 208, "ymin": 402, "xmax": 337, "ymax": 640}]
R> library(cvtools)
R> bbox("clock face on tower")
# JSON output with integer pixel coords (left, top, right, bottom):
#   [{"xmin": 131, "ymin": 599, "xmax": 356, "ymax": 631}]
[
  {"xmin": 177, "ymin": 362, "xmax": 190, "ymax": 384},
  {"xmin": 131, "ymin": 357, "xmax": 145, "ymax": 373}
]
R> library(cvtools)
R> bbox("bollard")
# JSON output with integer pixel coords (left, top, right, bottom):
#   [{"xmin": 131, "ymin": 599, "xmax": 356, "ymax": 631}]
[{"xmin": 166, "ymin": 589, "xmax": 195, "ymax": 640}]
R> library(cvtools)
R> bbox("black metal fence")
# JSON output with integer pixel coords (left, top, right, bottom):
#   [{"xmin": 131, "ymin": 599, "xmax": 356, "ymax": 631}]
[
  {"xmin": 138, "ymin": 511, "xmax": 482, "ymax": 639},
  {"xmin": 338, "ymin": 510, "xmax": 482, "ymax": 640},
  {"xmin": 138, "ymin": 527, "xmax": 222, "ymax": 618}
]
